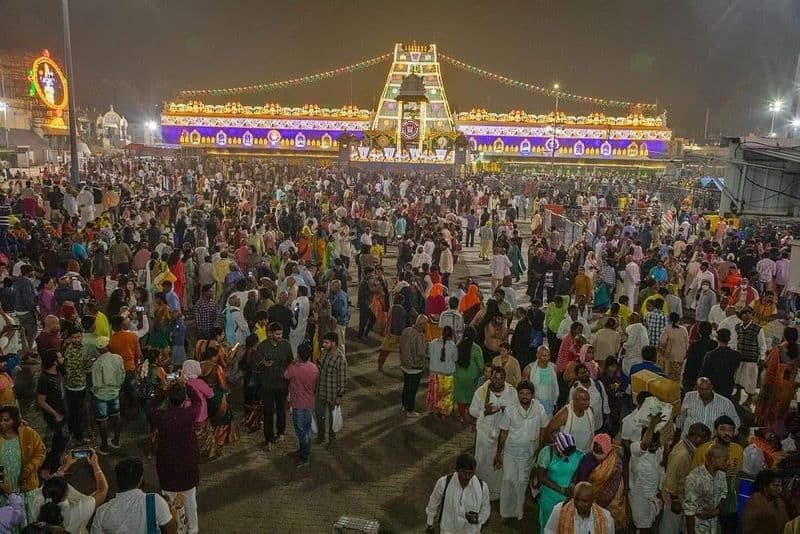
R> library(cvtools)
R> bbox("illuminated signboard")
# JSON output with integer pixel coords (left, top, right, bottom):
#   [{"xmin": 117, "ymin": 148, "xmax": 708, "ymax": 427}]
[{"xmin": 28, "ymin": 49, "xmax": 69, "ymax": 131}]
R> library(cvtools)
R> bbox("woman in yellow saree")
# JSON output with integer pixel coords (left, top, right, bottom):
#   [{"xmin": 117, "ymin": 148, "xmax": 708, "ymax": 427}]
[{"xmin": 572, "ymin": 433, "xmax": 627, "ymax": 529}]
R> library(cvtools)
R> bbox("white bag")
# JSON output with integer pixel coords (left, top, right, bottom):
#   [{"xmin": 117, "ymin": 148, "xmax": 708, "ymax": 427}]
[
  {"xmin": 332, "ymin": 406, "xmax": 343, "ymax": 433},
  {"xmin": 311, "ymin": 413, "xmax": 318, "ymax": 435}
]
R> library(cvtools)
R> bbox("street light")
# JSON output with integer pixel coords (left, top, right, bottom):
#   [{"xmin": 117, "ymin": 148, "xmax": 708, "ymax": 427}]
[
  {"xmin": 769, "ymin": 99, "xmax": 784, "ymax": 137},
  {"xmin": 145, "ymin": 120, "xmax": 157, "ymax": 145},
  {"xmin": 0, "ymin": 101, "xmax": 8, "ymax": 148},
  {"xmin": 792, "ymin": 117, "xmax": 800, "ymax": 131},
  {"xmin": 550, "ymin": 82, "xmax": 560, "ymax": 175}
]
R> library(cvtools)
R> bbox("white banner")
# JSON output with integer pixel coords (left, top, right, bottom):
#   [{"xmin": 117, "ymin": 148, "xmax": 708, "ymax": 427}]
[
  {"xmin": 435, "ymin": 149, "xmax": 447, "ymax": 160},
  {"xmin": 357, "ymin": 146, "xmax": 370, "ymax": 159},
  {"xmin": 383, "ymin": 147, "xmax": 396, "ymax": 159},
  {"xmin": 408, "ymin": 147, "xmax": 420, "ymax": 160}
]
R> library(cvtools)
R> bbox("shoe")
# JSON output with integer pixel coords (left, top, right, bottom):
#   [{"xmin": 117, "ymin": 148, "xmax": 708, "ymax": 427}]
[
  {"xmin": 406, "ymin": 411, "xmax": 420, "ymax": 417},
  {"xmin": 277, "ymin": 434, "xmax": 285, "ymax": 443},
  {"xmin": 264, "ymin": 442, "xmax": 273, "ymax": 451},
  {"xmin": 296, "ymin": 460, "xmax": 310, "ymax": 468}
]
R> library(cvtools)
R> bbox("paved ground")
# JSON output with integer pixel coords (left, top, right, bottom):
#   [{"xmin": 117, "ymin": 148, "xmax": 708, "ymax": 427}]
[{"xmin": 19, "ymin": 225, "xmax": 542, "ymax": 533}]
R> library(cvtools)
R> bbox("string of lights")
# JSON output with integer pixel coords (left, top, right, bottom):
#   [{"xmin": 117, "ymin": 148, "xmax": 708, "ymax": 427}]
[
  {"xmin": 178, "ymin": 53, "xmax": 392, "ymax": 98},
  {"xmin": 438, "ymin": 53, "xmax": 658, "ymax": 111}
]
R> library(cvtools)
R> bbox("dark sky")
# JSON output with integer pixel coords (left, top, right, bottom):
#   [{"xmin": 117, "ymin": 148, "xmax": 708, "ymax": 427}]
[{"xmin": 2, "ymin": 0, "xmax": 799, "ymax": 139}]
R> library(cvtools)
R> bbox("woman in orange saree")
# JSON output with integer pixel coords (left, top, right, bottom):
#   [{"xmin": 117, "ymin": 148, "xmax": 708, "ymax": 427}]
[
  {"xmin": 458, "ymin": 283, "xmax": 482, "ymax": 325},
  {"xmin": 756, "ymin": 327, "xmax": 800, "ymax": 427},
  {"xmin": 572, "ymin": 433, "xmax": 628, "ymax": 529}
]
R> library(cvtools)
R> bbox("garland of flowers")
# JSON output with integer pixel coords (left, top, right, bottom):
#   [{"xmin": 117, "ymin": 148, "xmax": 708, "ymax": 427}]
[
  {"xmin": 438, "ymin": 53, "xmax": 658, "ymax": 111},
  {"xmin": 178, "ymin": 53, "xmax": 393, "ymax": 98}
]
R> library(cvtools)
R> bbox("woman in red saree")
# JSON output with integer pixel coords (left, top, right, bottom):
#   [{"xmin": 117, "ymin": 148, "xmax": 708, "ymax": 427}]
[
  {"xmin": 168, "ymin": 250, "xmax": 186, "ymax": 310},
  {"xmin": 424, "ymin": 283, "xmax": 448, "ymax": 342},
  {"xmin": 756, "ymin": 327, "xmax": 800, "ymax": 427}
]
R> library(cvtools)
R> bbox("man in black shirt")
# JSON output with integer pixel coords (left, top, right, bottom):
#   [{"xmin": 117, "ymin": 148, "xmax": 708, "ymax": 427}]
[
  {"xmin": 698, "ymin": 328, "xmax": 741, "ymax": 399},
  {"xmin": 36, "ymin": 349, "xmax": 67, "ymax": 475},
  {"xmin": 267, "ymin": 292, "xmax": 294, "ymax": 339}
]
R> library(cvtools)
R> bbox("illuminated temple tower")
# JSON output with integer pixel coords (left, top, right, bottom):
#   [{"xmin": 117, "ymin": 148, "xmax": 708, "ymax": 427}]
[{"xmin": 370, "ymin": 43, "xmax": 455, "ymax": 158}]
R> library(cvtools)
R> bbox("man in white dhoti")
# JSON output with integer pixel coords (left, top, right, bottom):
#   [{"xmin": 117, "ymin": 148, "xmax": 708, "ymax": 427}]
[
  {"xmin": 495, "ymin": 380, "xmax": 548, "ymax": 521},
  {"xmin": 77, "ymin": 185, "xmax": 95, "ymax": 227},
  {"xmin": 629, "ymin": 412, "xmax": 666, "ymax": 531},
  {"xmin": 289, "ymin": 285, "xmax": 310, "ymax": 359},
  {"xmin": 469, "ymin": 366, "xmax": 518, "ymax": 500},
  {"xmin": 623, "ymin": 255, "xmax": 640, "ymax": 305}
]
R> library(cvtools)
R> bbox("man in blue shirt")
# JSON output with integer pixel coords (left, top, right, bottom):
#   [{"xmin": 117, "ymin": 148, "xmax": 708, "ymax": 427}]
[
  {"xmin": 162, "ymin": 280, "xmax": 181, "ymax": 311},
  {"xmin": 649, "ymin": 260, "xmax": 668, "ymax": 284},
  {"xmin": 629, "ymin": 345, "xmax": 665, "ymax": 377},
  {"xmin": 329, "ymin": 279, "xmax": 349, "ymax": 352}
]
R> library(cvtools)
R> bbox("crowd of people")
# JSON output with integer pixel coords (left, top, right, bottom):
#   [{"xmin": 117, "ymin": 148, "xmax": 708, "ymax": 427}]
[{"xmin": 0, "ymin": 155, "xmax": 796, "ymax": 533}]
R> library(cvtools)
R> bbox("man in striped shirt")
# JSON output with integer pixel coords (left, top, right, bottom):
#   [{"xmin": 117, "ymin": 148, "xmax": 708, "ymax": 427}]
[{"xmin": 678, "ymin": 377, "xmax": 741, "ymax": 439}]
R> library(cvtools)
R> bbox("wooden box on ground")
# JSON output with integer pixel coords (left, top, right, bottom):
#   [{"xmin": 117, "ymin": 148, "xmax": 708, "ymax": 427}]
[{"xmin": 333, "ymin": 516, "xmax": 380, "ymax": 534}]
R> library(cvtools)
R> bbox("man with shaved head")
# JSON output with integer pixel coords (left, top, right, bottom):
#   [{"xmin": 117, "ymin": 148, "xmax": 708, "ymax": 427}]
[
  {"xmin": 683, "ymin": 444, "xmax": 728, "ymax": 534},
  {"xmin": 543, "ymin": 480, "xmax": 615, "ymax": 533},
  {"xmin": 677, "ymin": 377, "xmax": 740, "ymax": 439}
]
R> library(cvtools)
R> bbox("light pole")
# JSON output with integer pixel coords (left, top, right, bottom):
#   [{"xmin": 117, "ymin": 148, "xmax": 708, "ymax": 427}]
[
  {"xmin": 145, "ymin": 120, "xmax": 157, "ymax": 145},
  {"xmin": 769, "ymin": 99, "xmax": 784, "ymax": 137},
  {"xmin": 62, "ymin": 0, "xmax": 80, "ymax": 185},
  {"xmin": 0, "ymin": 101, "xmax": 8, "ymax": 147},
  {"xmin": 550, "ymin": 82, "xmax": 560, "ymax": 175}
]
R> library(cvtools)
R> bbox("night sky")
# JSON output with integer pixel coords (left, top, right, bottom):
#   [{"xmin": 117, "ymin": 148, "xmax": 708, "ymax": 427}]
[{"xmin": 2, "ymin": 0, "xmax": 799, "ymax": 139}]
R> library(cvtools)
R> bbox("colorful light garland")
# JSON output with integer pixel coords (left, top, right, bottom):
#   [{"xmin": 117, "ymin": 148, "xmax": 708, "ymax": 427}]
[
  {"xmin": 438, "ymin": 53, "xmax": 658, "ymax": 111},
  {"xmin": 178, "ymin": 53, "xmax": 393, "ymax": 98}
]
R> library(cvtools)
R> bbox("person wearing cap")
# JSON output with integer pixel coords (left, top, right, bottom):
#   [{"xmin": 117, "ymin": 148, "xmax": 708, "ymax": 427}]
[{"xmin": 90, "ymin": 336, "xmax": 125, "ymax": 455}]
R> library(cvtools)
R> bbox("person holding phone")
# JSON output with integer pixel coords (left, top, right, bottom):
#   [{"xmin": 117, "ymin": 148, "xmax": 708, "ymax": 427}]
[
  {"xmin": 30, "ymin": 448, "xmax": 108, "ymax": 533},
  {"xmin": 425, "ymin": 453, "xmax": 490, "ymax": 533}
]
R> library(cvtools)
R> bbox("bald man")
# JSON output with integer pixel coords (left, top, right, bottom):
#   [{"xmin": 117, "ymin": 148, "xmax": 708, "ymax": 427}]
[
  {"xmin": 36, "ymin": 314, "xmax": 62, "ymax": 357},
  {"xmin": 544, "ymin": 481, "xmax": 615, "ymax": 533},
  {"xmin": 677, "ymin": 377, "xmax": 740, "ymax": 440}
]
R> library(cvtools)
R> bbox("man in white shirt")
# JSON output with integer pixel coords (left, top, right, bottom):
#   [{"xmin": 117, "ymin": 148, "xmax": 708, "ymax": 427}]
[
  {"xmin": 707, "ymin": 297, "xmax": 729, "ymax": 329},
  {"xmin": 623, "ymin": 256, "xmax": 640, "ymax": 305},
  {"xmin": 438, "ymin": 297, "xmax": 465, "ymax": 343},
  {"xmin": 469, "ymin": 367, "xmax": 518, "ymax": 501},
  {"xmin": 677, "ymin": 377, "xmax": 741, "ymax": 439},
  {"xmin": 556, "ymin": 305, "xmax": 591, "ymax": 340},
  {"xmin": 495, "ymin": 381, "xmax": 548, "ymax": 521},
  {"xmin": 91, "ymin": 457, "xmax": 175, "ymax": 534},
  {"xmin": 425, "ymin": 453, "xmax": 491, "ymax": 534},
  {"xmin": 490, "ymin": 247, "xmax": 512, "ymax": 293},
  {"xmin": 544, "ymin": 481, "xmax": 615, "ymax": 534},
  {"xmin": 755, "ymin": 252, "xmax": 776, "ymax": 297}
]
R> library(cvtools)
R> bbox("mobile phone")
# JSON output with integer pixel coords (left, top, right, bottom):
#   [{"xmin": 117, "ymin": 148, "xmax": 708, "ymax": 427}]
[
  {"xmin": 166, "ymin": 372, "xmax": 179, "ymax": 380},
  {"xmin": 71, "ymin": 449, "xmax": 92, "ymax": 460},
  {"xmin": 135, "ymin": 306, "xmax": 145, "ymax": 312}
]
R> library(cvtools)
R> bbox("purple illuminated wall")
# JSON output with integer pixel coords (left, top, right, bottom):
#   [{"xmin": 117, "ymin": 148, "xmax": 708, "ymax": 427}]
[
  {"xmin": 160, "ymin": 125, "xmax": 363, "ymax": 148},
  {"xmin": 465, "ymin": 136, "xmax": 668, "ymax": 159}
]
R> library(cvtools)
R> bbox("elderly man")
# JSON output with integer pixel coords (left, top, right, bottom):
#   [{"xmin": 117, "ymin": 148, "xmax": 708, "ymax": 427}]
[
  {"xmin": 469, "ymin": 366, "xmax": 518, "ymax": 501},
  {"xmin": 544, "ymin": 481, "xmax": 615, "ymax": 533},
  {"xmin": 683, "ymin": 444, "xmax": 728, "ymax": 534},
  {"xmin": 678, "ymin": 378, "xmax": 740, "ymax": 439},
  {"xmin": 425, "ymin": 453, "xmax": 491, "ymax": 534},
  {"xmin": 661, "ymin": 422, "xmax": 712, "ymax": 534}
]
